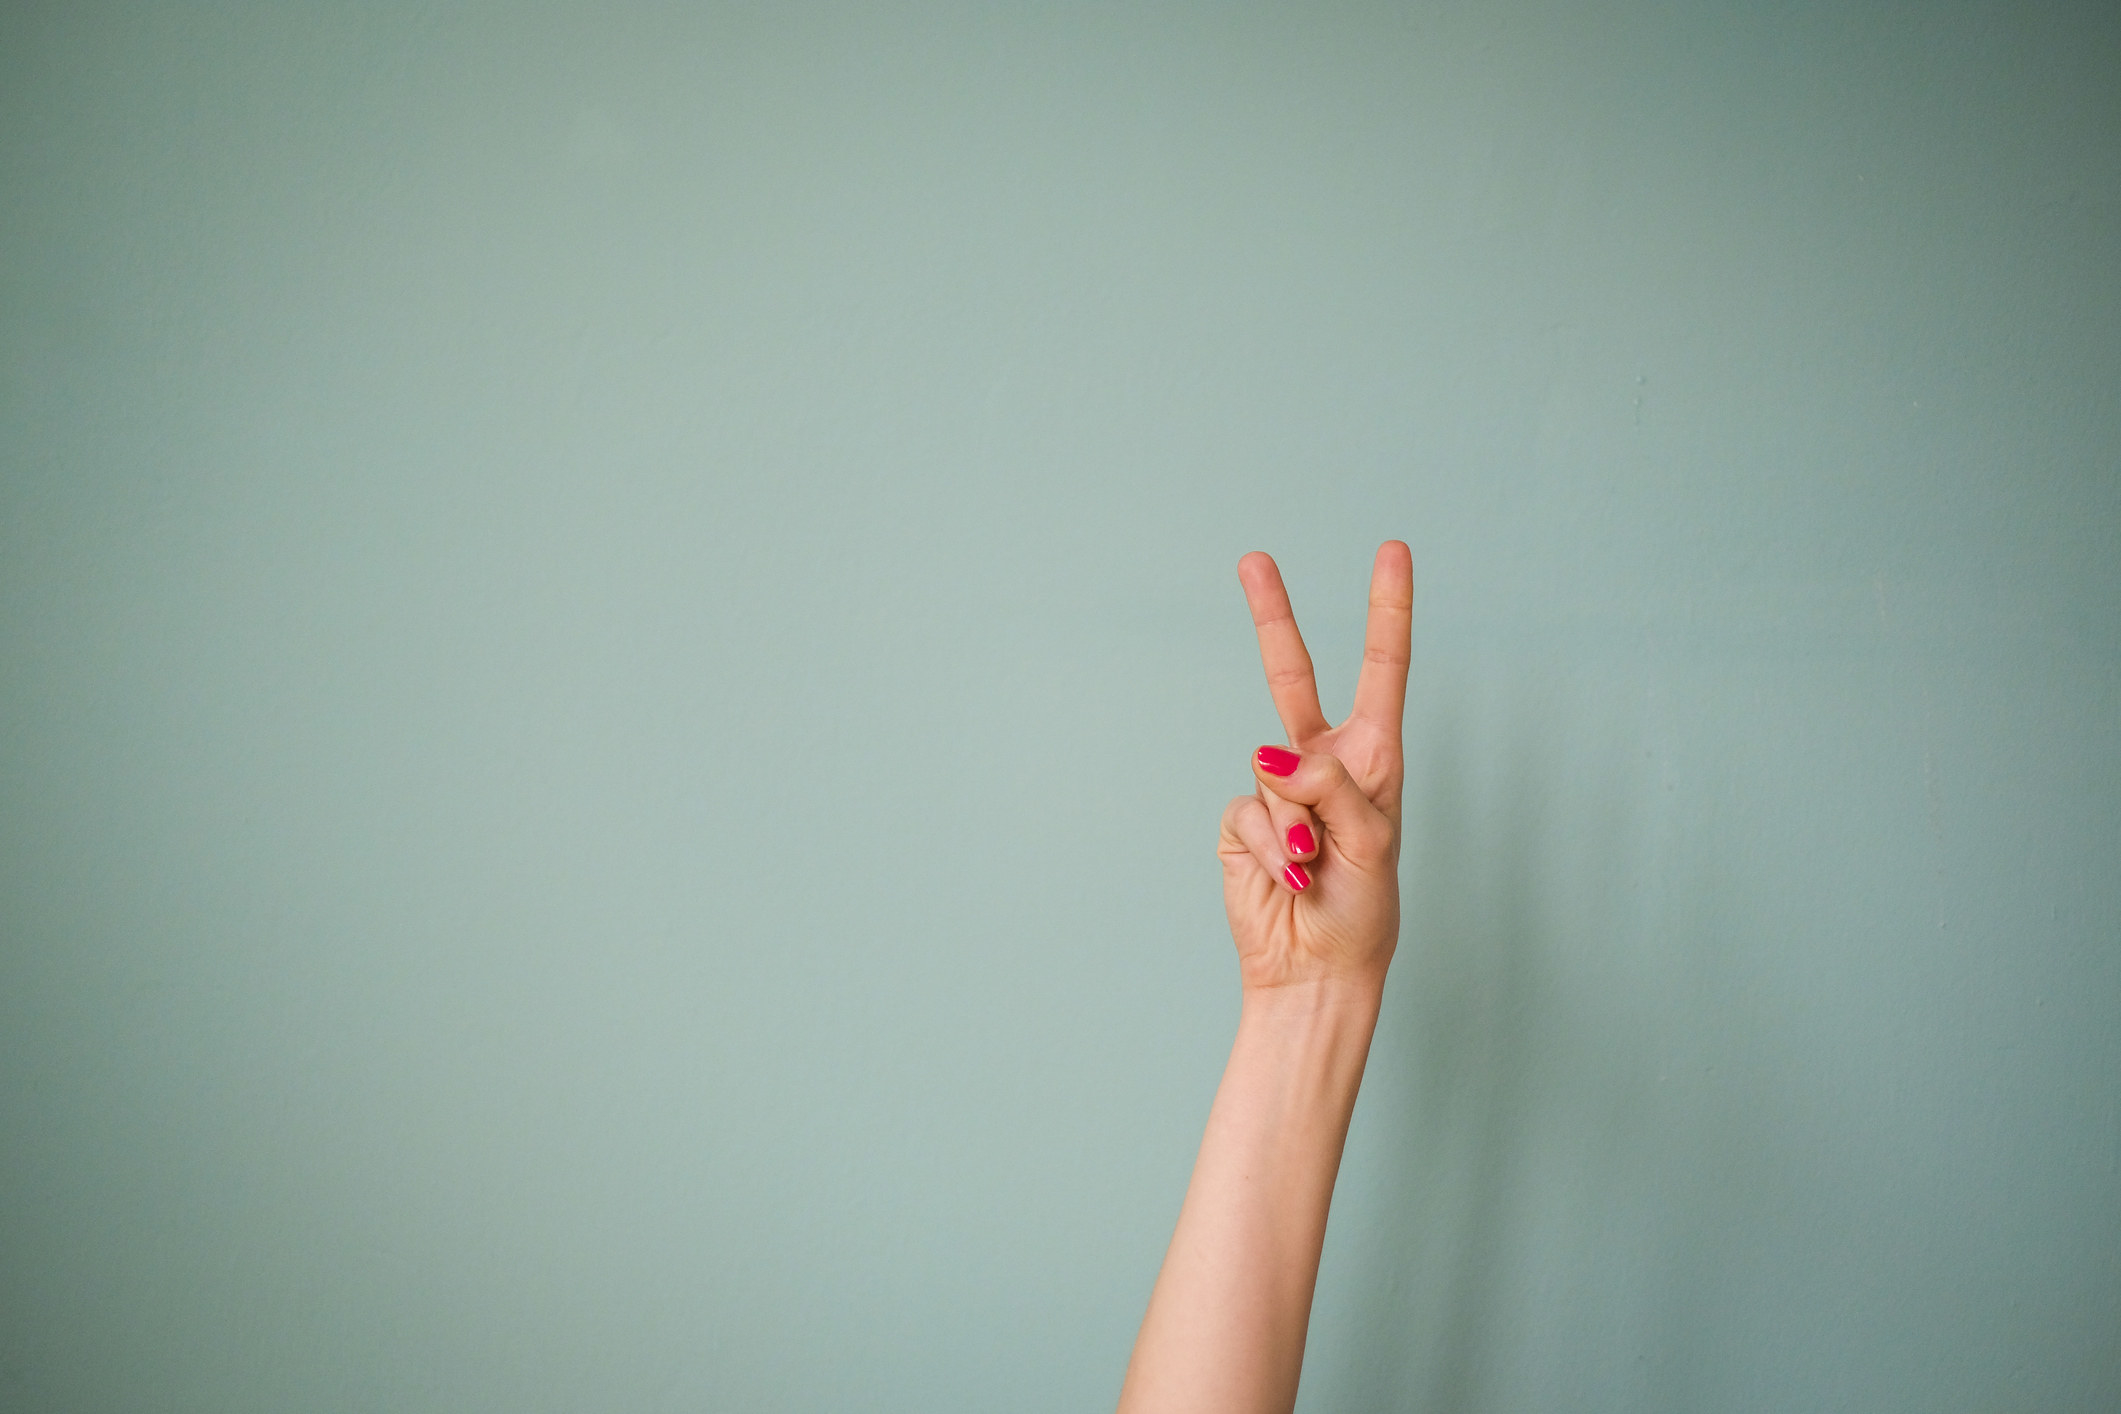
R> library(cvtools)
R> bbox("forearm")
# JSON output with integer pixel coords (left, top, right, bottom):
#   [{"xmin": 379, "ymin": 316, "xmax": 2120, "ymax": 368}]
[{"xmin": 1117, "ymin": 978, "xmax": 1384, "ymax": 1414}]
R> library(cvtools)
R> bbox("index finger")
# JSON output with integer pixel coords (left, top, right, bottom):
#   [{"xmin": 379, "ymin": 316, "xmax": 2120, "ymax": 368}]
[
  {"xmin": 1238, "ymin": 551, "xmax": 1331, "ymax": 744},
  {"xmin": 1348, "ymin": 540, "xmax": 1413, "ymax": 740}
]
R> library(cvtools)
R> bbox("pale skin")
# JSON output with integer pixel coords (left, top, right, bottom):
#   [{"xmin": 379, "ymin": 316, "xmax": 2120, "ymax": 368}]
[{"xmin": 1116, "ymin": 540, "xmax": 1412, "ymax": 1414}]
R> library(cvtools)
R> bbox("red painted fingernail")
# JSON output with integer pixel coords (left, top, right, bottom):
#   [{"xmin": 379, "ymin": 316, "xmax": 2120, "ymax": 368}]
[
  {"xmin": 1256, "ymin": 746, "xmax": 1299, "ymax": 776},
  {"xmin": 1287, "ymin": 822, "xmax": 1315, "ymax": 855},
  {"xmin": 1282, "ymin": 862, "xmax": 1310, "ymax": 891}
]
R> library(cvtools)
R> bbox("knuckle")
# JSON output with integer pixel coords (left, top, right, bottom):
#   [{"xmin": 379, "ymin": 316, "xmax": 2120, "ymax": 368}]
[{"xmin": 1347, "ymin": 814, "xmax": 1397, "ymax": 859}]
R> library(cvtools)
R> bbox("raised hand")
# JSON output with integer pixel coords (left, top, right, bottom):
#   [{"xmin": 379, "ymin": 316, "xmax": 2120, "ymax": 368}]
[
  {"xmin": 1216, "ymin": 542, "xmax": 1412, "ymax": 994},
  {"xmin": 1117, "ymin": 542, "xmax": 1415, "ymax": 1414}
]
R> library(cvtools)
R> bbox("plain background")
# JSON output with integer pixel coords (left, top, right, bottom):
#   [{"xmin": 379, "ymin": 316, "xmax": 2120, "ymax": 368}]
[{"xmin": 2, "ymin": 2, "xmax": 2117, "ymax": 1410}]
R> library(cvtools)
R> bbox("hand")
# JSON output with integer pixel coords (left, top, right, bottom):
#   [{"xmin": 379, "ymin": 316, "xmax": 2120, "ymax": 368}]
[{"xmin": 1217, "ymin": 543, "xmax": 1411, "ymax": 995}]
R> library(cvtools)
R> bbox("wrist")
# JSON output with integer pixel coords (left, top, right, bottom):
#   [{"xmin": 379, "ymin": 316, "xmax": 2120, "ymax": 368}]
[
  {"xmin": 1231, "ymin": 975, "xmax": 1385, "ymax": 1100},
  {"xmin": 1238, "ymin": 971, "xmax": 1387, "ymax": 1025}
]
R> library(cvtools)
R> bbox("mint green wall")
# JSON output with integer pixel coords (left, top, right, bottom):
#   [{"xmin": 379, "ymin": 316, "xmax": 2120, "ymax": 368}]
[{"xmin": 3, "ymin": 3, "xmax": 2116, "ymax": 1410}]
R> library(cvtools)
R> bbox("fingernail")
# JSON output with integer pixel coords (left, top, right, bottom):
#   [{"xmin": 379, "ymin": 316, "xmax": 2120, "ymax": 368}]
[
  {"xmin": 1256, "ymin": 745, "xmax": 1299, "ymax": 776},
  {"xmin": 1287, "ymin": 822, "xmax": 1315, "ymax": 855},
  {"xmin": 1282, "ymin": 862, "xmax": 1310, "ymax": 891}
]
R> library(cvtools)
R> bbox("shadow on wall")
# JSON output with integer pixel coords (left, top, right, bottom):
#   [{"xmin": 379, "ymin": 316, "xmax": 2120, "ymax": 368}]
[{"xmin": 1319, "ymin": 683, "xmax": 1794, "ymax": 1414}]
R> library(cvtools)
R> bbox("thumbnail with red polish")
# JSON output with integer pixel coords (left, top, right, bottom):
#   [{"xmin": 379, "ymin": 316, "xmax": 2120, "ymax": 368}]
[{"xmin": 1256, "ymin": 746, "xmax": 1300, "ymax": 776}]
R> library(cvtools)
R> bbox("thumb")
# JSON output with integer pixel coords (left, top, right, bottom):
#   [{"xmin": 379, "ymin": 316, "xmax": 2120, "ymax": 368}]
[{"xmin": 1251, "ymin": 745, "xmax": 1394, "ymax": 866}]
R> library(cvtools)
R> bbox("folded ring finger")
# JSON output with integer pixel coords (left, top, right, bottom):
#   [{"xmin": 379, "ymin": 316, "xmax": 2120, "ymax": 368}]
[
  {"xmin": 1243, "ymin": 785, "xmax": 1314, "ymax": 894},
  {"xmin": 1257, "ymin": 781, "xmax": 1322, "ymax": 868}
]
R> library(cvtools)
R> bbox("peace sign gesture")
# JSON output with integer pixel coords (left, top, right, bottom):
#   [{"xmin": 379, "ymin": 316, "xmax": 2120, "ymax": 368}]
[{"xmin": 1216, "ymin": 542, "xmax": 1412, "ymax": 994}]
